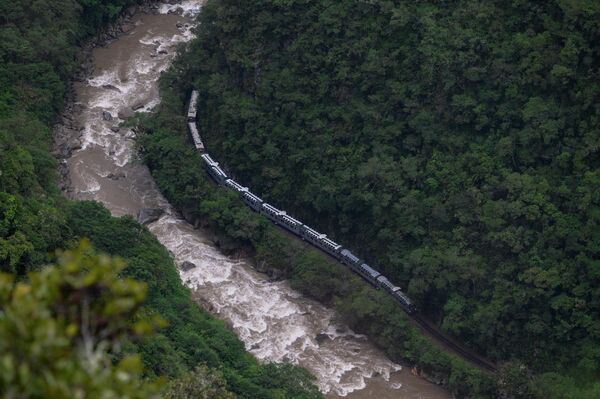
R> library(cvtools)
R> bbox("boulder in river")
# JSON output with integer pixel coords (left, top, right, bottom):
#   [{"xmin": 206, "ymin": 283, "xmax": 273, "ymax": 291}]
[
  {"xmin": 267, "ymin": 268, "xmax": 283, "ymax": 281},
  {"xmin": 72, "ymin": 102, "xmax": 87, "ymax": 113},
  {"xmin": 180, "ymin": 261, "xmax": 196, "ymax": 272},
  {"xmin": 125, "ymin": 6, "xmax": 136, "ymax": 17},
  {"xmin": 102, "ymin": 111, "xmax": 113, "ymax": 121},
  {"xmin": 71, "ymin": 138, "xmax": 82, "ymax": 151},
  {"xmin": 315, "ymin": 333, "xmax": 331, "ymax": 345},
  {"xmin": 106, "ymin": 172, "xmax": 125, "ymax": 180},
  {"xmin": 118, "ymin": 108, "xmax": 135, "ymax": 119},
  {"xmin": 131, "ymin": 100, "xmax": 146, "ymax": 110},
  {"xmin": 102, "ymin": 84, "xmax": 121, "ymax": 92},
  {"xmin": 137, "ymin": 208, "xmax": 164, "ymax": 225},
  {"xmin": 121, "ymin": 23, "xmax": 134, "ymax": 33},
  {"xmin": 110, "ymin": 125, "xmax": 120, "ymax": 133}
]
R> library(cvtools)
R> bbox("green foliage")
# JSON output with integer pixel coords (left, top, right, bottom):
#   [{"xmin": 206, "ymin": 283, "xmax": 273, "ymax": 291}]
[
  {"xmin": 77, "ymin": 0, "xmax": 143, "ymax": 36},
  {"xmin": 534, "ymin": 371, "xmax": 600, "ymax": 399},
  {"xmin": 164, "ymin": 366, "xmax": 235, "ymax": 399},
  {"xmin": 0, "ymin": 241, "xmax": 162, "ymax": 398}
]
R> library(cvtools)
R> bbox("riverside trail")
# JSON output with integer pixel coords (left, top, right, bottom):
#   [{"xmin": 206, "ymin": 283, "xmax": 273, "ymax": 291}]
[{"xmin": 57, "ymin": 2, "xmax": 450, "ymax": 397}]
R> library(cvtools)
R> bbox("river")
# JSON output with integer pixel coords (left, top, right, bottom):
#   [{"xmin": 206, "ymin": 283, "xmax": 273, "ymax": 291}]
[{"xmin": 59, "ymin": 2, "xmax": 451, "ymax": 398}]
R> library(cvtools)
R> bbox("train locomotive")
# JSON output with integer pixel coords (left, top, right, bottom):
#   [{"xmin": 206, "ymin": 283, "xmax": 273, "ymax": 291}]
[{"xmin": 187, "ymin": 90, "xmax": 416, "ymax": 314}]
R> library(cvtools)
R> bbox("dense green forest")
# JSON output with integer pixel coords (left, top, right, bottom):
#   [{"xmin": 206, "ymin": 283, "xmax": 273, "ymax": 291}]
[
  {"xmin": 0, "ymin": 1, "xmax": 322, "ymax": 397},
  {"xmin": 139, "ymin": 0, "xmax": 599, "ymax": 397}
]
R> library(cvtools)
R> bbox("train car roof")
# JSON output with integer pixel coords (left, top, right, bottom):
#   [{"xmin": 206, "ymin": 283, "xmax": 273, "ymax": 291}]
[
  {"xmin": 243, "ymin": 191, "xmax": 263, "ymax": 202},
  {"xmin": 201, "ymin": 153, "xmax": 217, "ymax": 164},
  {"xmin": 262, "ymin": 203, "xmax": 281, "ymax": 213},
  {"xmin": 189, "ymin": 125, "xmax": 204, "ymax": 147},
  {"xmin": 303, "ymin": 225, "xmax": 323, "ymax": 236},
  {"xmin": 341, "ymin": 249, "xmax": 361, "ymax": 262},
  {"xmin": 360, "ymin": 263, "xmax": 381, "ymax": 277},
  {"xmin": 281, "ymin": 214, "xmax": 302, "ymax": 224},
  {"xmin": 395, "ymin": 290, "xmax": 412, "ymax": 303},
  {"xmin": 377, "ymin": 276, "xmax": 397, "ymax": 290},
  {"xmin": 322, "ymin": 237, "xmax": 341, "ymax": 248},
  {"xmin": 189, "ymin": 91, "xmax": 199, "ymax": 106},
  {"xmin": 225, "ymin": 179, "xmax": 247, "ymax": 191},
  {"xmin": 212, "ymin": 166, "xmax": 227, "ymax": 177}
]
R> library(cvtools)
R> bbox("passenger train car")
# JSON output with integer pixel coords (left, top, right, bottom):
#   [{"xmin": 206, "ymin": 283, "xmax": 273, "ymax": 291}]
[
  {"xmin": 242, "ymin": 191, "xmax": 263, "ymax": 211},
  {"xmin": 188, "ymin": 122, "xmax": 204, "ymax": 151},
  {"xmin": 187, "ymin": 90, "xmax": 199, "ymax": 121},
  {"xmin": 201, "ymin": 154, "xmax": 228, "ymax": 185},
  {"xmin": 188, "ymin": 91, "xmax": 416, "ymax": 315}
]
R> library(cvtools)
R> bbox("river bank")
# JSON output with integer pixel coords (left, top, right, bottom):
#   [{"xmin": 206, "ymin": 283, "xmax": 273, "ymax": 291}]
[{"xmin": 54, "ymin": 1, "xmax": 161, "ymax": 192}]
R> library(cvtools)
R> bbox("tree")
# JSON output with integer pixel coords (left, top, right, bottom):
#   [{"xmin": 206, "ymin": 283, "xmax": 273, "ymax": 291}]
[
  {"xmin": 0, "ymin": 240, "xmax": 162, "ymax": 398},
  {"xmin": 163, "ymin": 366, "xmax": 235, "ymax": 399}
]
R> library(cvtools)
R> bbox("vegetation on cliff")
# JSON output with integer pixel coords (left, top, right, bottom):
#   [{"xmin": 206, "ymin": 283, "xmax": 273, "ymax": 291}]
[{"xmin": 139, "ymin": 0, "xmax": 599, "ymax": 397}]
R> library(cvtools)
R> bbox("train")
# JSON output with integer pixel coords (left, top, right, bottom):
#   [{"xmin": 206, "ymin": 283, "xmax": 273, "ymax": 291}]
[{"xmin": 187, "ymin": 91, "xmax": 416, "ymax": 314}]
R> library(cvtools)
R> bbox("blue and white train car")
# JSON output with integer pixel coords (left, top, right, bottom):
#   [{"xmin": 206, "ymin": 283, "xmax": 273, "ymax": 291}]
[
  {"xmin": 320, "ymin": 236, "xmax": 342, "ymax": 259},
  {"xmin": 187, "ymin": 90, "xmax": 199, "ymax": 121},
  {"xmin": 242, "ymin": 191, "xmax": 263, "ymax": 211},
  {"xmin": 376, "ymin": 275, "xmax": 398, "ymax": 293},
  {"xmin": 225, "ymin": 178, "xmax": 247, "ymax": 193},
  {"xmin": 301, "ymin": 226, "xmax": 342, "ymax": 258},
  {"xmin": 261, "ymin": 203, "xmax": 283, "ymax": 224},
  {"xmin": 394, "ymin": 290, "xmax": 416, "ymax": 314},
  {"xmin": 301, "ymin": 225, "xmax": 322, "ymax": 245},
  {"xmin": 201, "ymin": 154, "xmax": 228, "ymax": 184},
  {"xmin": 188, "ymin": 122, "xmax": 204, "ymax": 152},
  {"xmin": 356, "ymin": 263, "xmax": 381, "ymax": 286},
  {"xmin": 280, "ymin": 212, "xmax": 303, "ymax": 235},
  {"xmin": 340, "ymin": 249, "xmax": 362, "ymax": 268},
  {"xmin": 210, "ymin": 165, "xmax": 228, "ymax": 185},
  {"xmin": 201, "ymin": 153, "xmax": 217, "ymax": 168}
]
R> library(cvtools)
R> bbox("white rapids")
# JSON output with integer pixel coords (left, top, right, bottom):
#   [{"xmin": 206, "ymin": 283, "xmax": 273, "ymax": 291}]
[{"xmin": 63, "ymin": 2, "xmax": 450, "ymax": 398}]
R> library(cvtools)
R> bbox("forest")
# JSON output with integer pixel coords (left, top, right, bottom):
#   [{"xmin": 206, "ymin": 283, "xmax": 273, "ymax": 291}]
[
  {"xmin": 0, "ymin": 0, "xmax": 322, "ymax": 397},
  {"xmin": 138, "ymin": 0, "xmax": 599, "ymax": 397}
]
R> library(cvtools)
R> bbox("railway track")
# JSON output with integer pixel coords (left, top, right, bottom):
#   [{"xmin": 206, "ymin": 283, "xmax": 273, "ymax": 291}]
[{"xmin": 412, "ymin": 313, "xmax": 498, "ymax": 373}]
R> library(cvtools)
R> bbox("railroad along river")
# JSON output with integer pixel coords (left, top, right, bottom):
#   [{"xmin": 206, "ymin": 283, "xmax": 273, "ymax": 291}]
[{"xmin": 58, "ymin": 1, "xmax": 450, "ymax": 398}]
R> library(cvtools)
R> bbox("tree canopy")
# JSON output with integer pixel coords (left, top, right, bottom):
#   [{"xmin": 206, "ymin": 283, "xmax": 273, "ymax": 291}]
[{"xmin": 0, "ymin": 241, "xmax": 162, "ymax": 398}]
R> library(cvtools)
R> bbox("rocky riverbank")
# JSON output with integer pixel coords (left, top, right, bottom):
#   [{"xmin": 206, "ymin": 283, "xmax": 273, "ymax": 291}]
[{"xmin": 53, "ymin": 1, "xmax": 161, "ymax": 195}]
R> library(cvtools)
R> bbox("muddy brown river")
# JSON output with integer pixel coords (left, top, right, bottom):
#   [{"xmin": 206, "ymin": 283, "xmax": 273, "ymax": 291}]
[{"xmin": 60, "ymin": 2, "xmax": 451, "ymax": 398}]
